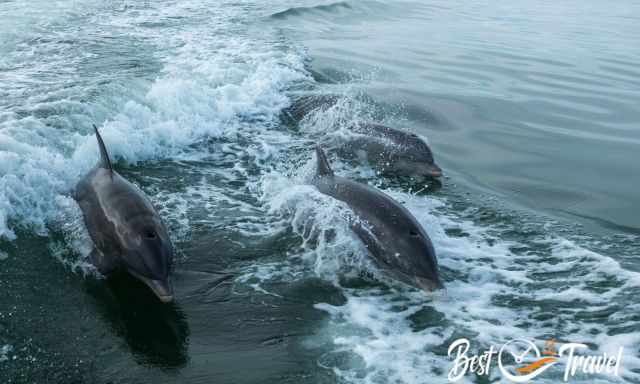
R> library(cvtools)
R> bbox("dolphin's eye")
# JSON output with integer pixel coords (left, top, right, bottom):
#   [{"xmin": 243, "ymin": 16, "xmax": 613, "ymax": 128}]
[
  {"xmin": 409, "ymin": 230, "xmax": 420, "ymax": 237},
  {"xmin": 145, "ymin": 230, "xmax": 157, "ymax": 239}
]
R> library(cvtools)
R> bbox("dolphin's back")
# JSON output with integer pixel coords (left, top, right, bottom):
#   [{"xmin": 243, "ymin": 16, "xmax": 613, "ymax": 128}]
[
  {"xmin": 313, "ymin": 174, "xmax": 437, "ymax": 273},
  {"xmin": 314, "ymin": 175, "xmax": 412, "ymax": 227},
  {"xmin": 75, "ymin": 167, "xmax": 157, "ymax": 256},
  {"xmin": 75, "ymin": 168, "xmax": 120, "ymax": 256}
]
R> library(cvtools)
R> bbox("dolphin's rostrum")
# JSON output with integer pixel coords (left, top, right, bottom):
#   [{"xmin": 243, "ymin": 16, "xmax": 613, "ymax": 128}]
[
  {"xmin": 74, "ymin": 125, "xmax": 175, "ymax": 302},
  {"xmin": 310, "ymin": 146, "xmax": 443, "ymax": 292}
]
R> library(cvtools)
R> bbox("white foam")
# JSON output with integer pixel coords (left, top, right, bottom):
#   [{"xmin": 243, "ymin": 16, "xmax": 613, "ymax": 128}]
[
  {"xmin": 258, "ymin": 160, "xmax": 381, "ymax": 283},
  {"xmin": 0, "ymin": 344, "xmax": 12, "ymax": 363},
  {"xmin": 0, "ymin": 1, "xmax": 310, "ymax": 241},
  {"xmin": 2, "ymin": 2, "xmax": 638, "ymax": 383},
  {"xmin": 248, "ymin": 155, "xmax": 640, "ymax": 383},
  {"xmin": 48, "ymin": 195, "xmax": 97, "ymax": 276}
]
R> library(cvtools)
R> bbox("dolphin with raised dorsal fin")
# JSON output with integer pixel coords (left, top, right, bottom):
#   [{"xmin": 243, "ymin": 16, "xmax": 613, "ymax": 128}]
[
  {"xmin": 310, "ymin": 146, "xmax": 443, "ymax": 292},
  {"xmin": 74, "ymin": 125, "xmax": 174, "ymax": 302}
]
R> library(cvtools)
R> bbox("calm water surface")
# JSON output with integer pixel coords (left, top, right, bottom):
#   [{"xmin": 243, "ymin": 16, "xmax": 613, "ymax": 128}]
[{"xmin": 1, "ymin": 1, "xmax": 639, "ymax": 383}]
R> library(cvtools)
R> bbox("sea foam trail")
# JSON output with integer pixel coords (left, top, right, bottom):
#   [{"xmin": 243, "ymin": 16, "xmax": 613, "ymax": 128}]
[
  {"xmin": 0, "ymin": 1, "xmax": 309, "ymax": 240},
  {"xmin": 128, "ymin": 63, "xmax": 640, "ymax": 384},
  {"xmin": 2, "ymin": 2, "xmax": 639, "ymax": 383},
  {"xmin": 250, "ymin": 142, "xmax": 640, "ymax": 384}
]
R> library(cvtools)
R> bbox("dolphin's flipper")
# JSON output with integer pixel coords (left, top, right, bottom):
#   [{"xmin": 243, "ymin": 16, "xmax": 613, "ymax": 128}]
[
  {"xmin": 315, "ymin": 146, "xmax": 334, "ymax": 177},
  {"xmin": 93, "ymin": 124, "xmax": 113, "ymax": 176},
  {"xmin": 89, "ymin": 248, "xmax": 119, "ymax": 275}
]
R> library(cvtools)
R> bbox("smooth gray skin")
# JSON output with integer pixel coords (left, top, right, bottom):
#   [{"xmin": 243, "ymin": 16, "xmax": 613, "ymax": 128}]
[
  {"xmin": 340, "ymin": 122, "xmax": 442, "ymax": 178},
  {"xmin": 285, "ymin": 95, "xmax": 442, "ymax": 178},
  {"xmin": 74, "ymin": 126, "xmax": 174, "ymax": 303},
  {"xmin": 311, "ymin": 147, "xmax": 443, "ymax": 292}
]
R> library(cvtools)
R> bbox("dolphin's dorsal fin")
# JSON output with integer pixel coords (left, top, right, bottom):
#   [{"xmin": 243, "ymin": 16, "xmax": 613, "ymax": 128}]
[
  {"xmin": 315, "ymin": 146, "xmax": 334, "ymax": 177},
  {"xmin": 93, "ymin": 124, "xmax": 113, "ymax": 177}
]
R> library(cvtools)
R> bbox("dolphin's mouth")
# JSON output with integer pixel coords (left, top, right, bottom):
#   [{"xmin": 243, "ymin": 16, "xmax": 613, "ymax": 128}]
[
  {"xmin": 385, "ymin": 269, "xmax": 444, "ymax": 293},
  {"xmin": 425, "ymin": 163, "xmax": 442, "ymax": 178},
  {"xmin": 128, "ymin": 270, "xmax": 174, "ymax": 303},
  {"xmin": 414, "ymin": 275, "xmax": 444, "ymax": 292}
]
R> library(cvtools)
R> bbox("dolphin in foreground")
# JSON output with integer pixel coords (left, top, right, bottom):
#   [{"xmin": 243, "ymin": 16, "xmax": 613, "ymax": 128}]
[
  {"xmin": 310, "ymin": 147, "xmax": 443, "ymax": 292},
  {"xmin": 284, "ymin": 95, "xmax": 442, "ymax": 178},
  {"xmin": 74, "ymin": 125, "xmax": 174, "ymax": 302}
]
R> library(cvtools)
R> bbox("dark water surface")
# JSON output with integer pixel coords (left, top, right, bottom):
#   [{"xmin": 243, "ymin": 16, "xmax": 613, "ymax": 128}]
[{"xmin": 1, "ymin": 1, "xmax": 639, "ymax": 383}]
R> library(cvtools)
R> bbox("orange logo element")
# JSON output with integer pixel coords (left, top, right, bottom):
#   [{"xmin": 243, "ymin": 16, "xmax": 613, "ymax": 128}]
[{"xmin": 515, "ymin": 339, "xmax": 557, "ymax": 374}]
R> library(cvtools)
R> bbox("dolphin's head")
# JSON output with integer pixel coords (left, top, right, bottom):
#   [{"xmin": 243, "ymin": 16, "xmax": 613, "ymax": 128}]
[
  {"xmin": 396, "ymin": 227, "xmax": 443, "ymax": 292},
  {"xmin": 369, "ymin": 217, "xmax": 443, "ymax": 293},
  {"xmin": 120, "ymin": 216, "xmax": 174, "ymax": 303},
  {"xmin": 385, "ymin": 134, "xmax": 442, "ymax": 178}
]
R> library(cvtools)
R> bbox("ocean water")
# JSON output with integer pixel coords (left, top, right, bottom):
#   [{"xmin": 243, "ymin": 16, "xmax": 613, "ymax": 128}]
[{"xmin": 0, "ymin": 0, "xmax": 639, "ymax": 383}]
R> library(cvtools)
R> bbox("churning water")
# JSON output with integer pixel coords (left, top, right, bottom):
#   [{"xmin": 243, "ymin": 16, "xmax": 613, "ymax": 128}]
[{"xmin": 1, "ymin": 1, "xmax": 639, "ymax": 383}]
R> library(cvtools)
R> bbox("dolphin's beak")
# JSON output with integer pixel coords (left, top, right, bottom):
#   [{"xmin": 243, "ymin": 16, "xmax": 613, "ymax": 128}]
[
  {"xmin": 425, "ymin": 164, "xmax": 442, "ymax": 178},
  {"xmin": 129, "ymin": 270, "xmax": 174, "ymax": 303},
  {"xmin": 414, "ymin": 275, "xmax": 444, "ymax": 292},
  {"xmin": 145, "ymin": 278, "xmax": 174, "ymax": 303}
]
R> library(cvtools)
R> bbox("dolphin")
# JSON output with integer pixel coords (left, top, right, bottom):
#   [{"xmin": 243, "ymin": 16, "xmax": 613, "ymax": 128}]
[
  {"xmin": 284, "ymin": 95, "xmax": 442, "ymax": 178},
  {"xmin": 310, "ymin": 147, "xmax": 443, "ymax": 292},
  {"xmin": 339, "ymin": 122, "xmax": 442, "ymax": 178},
  {"xmin": 74, "ymin": 125, "xmax": 174, "ymax": 303}
]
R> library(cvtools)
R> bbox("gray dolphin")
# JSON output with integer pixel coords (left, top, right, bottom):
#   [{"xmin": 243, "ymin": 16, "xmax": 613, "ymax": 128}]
[
  {"xmin": 310, "ymin": 147, "xmax": 443, "ymax": 292},
  {"xmin": 340, "ymin": 122, "xmax": 442, "ymax": 178},
  {"xmin": 74, "ymin": 125, "xmax": 174, "ymax": 303},
  {"xmin": 284, "ymin": 95, "xmax": 442, "ymax": 178}
]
